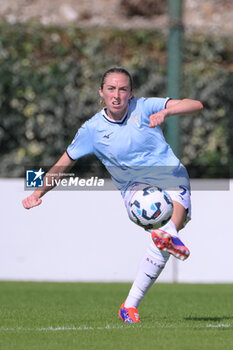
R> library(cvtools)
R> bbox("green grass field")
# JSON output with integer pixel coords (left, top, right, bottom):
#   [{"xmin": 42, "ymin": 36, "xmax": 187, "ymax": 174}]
[{"xmin": 0, "ymin": 282, "xmax": 232, "ymax": 350}]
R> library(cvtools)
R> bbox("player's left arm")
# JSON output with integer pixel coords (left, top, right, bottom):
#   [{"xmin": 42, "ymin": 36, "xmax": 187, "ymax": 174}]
[{"xmin": 149, "ymin": 98, "xmax": 203, "ymax": 128}]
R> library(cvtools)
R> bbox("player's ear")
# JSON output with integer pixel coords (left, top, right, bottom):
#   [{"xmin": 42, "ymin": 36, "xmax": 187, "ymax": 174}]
[
  {"xmin": 99, "ymin": 87, "xmax": 103, "ymax": 98},
  {"xmin": 129, "ymin": 89, "xmax": 134, "ymax": 100}
]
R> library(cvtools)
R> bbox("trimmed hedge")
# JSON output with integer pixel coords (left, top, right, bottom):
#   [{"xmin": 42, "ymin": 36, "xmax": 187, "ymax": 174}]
[{"xmin": 0, "ymin": 22, "xmax": 232, "ymax": 177}]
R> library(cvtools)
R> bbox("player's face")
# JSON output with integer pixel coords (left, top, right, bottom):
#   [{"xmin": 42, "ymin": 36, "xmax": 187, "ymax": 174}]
[{"xmin": 99, "ymin": 73, "xmax": 133, "ymax": 120}]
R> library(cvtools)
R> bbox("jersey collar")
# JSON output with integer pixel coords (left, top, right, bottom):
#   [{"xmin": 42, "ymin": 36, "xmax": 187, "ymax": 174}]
[{"xmin": 101, "ymin": 107, "xmax": 129, "ymax": 124}]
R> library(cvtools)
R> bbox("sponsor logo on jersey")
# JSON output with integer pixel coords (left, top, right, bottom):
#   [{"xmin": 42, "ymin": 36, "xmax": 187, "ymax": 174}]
[{"xmin": 103, "ymin": 132, "xmax": 113, "ymax": 139}]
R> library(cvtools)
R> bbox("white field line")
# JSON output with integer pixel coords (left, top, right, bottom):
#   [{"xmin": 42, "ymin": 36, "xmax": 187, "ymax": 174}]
[
  {"xmin": 206, "ymin": 324, "xmax": 231, "ymax": 328},
  {"xmin": 0, "ymin": 324, "xmax": 231, "ymax": 332},
  {"xmin": 0, "ymin": 325, "xmax": 124, "ymax": 332}
]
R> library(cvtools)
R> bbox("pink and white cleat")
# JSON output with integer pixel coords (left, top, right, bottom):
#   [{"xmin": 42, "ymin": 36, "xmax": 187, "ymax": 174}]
[
  {"xmin": 119, "ymin": 302, "xmax": 140, "ymax": 323},
  {"xmin": 151, "ymin": 229, "xmax": 190, "ymax": 261}
]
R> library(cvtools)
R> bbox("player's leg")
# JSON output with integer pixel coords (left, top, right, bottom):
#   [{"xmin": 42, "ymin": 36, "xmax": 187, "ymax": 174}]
[
  {"xmin": 119, "ymin": 244, "xmax": 170, "ymax": 323},
  {"xmin": 151, "ymin": 189, "xmax": 191, "ymax": 260},
  {"xmin": 119, "ymin": 182, "xmax": 168, "ymax": 323},
  {"xmin": 119, "ymin": 186, "xmax": 191, "ymax": 323},
  {"xmin": 120, "ymin": 202, "xmax": 188, "ymax": 321}
]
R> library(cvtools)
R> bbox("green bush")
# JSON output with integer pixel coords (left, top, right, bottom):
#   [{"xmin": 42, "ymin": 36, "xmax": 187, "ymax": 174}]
[{"xmin": 0, "ymin": 22, "xmax": 232, "ymax": 177}]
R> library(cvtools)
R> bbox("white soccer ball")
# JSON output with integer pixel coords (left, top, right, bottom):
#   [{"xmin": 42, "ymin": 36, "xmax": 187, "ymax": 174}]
[{"xmin": 128, "ymin": 186, "xmax": 173, "ymax": 229}]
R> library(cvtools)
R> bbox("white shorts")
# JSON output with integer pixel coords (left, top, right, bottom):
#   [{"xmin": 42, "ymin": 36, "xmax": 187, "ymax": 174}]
[{"xmin": 123, "ymin": 182, "xmax": 191, "ymax": 228}]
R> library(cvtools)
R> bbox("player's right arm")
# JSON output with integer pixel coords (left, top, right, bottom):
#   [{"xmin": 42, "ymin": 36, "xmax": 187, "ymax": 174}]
[{"xmin": 22, "ymin": 152, "xmax": 76, "ymax": 210}]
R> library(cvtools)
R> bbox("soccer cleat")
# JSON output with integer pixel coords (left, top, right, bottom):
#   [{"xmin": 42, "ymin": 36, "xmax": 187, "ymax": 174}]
[
  {"xmin": 151, "ymin": 229, "xmax": 190, "ymax": 261},
  {"xmin": 119, "ymin": 302, "xmax": 140, "ymax": 323}
]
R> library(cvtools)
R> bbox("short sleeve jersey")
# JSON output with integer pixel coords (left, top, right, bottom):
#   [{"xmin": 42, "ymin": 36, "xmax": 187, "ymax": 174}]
[{"xmin": 67, "ymin": 97, "xmax": 190, "ymax": 194}]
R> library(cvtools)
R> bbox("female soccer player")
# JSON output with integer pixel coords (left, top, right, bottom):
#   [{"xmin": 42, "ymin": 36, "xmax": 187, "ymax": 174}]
[{"xmin": 22, "ymin": 67, "xmax": 203, "ymax": 323}]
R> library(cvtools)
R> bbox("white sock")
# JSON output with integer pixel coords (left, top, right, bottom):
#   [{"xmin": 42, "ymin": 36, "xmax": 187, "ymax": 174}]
[
  {"xmin": 124, "ymin": 248, "xmax": 170, "ymax": 309},
  {"xmin": 159, "ymin": 220, "xmax": 178, "ymax": 236},
  {"xmin": 124, "ymin": 221, "xmax": 178, "ymax": 310},
  {"xmin": 147, "ymin": 220, "xmax": 178, "ymax": 258}
]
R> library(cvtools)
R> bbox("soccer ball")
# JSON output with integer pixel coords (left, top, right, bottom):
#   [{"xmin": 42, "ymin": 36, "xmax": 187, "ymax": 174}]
[{"xmin": 128, "ymin": 186, "xmax": 173, "ymax": 229}]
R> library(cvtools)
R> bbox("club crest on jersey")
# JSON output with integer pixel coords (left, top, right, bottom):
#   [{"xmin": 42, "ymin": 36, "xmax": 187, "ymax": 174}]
[{"xmin": 129, "ymin": 114, "xmax": 141, "ymax": 126}]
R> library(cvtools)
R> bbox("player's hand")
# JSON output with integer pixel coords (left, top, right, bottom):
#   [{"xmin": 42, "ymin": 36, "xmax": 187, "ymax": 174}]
[
  {"xmin": 22, "ymin": 194, "xmax": 42, "ymax": 209},
  {"xmin": 149, "ymin": 110, "xmax": 168, "ymax": 128}
]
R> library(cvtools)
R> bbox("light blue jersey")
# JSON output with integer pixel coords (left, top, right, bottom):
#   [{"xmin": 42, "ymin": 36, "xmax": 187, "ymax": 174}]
[{"xmin": 67, "ymin": 97, "xmax": 190, "ymax": 195}]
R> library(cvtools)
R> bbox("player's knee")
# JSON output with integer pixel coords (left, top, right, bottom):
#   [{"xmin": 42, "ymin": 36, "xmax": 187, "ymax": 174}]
[{"xmin": 171, "ymin": 203, "xmax": 188, "ymax": 231}]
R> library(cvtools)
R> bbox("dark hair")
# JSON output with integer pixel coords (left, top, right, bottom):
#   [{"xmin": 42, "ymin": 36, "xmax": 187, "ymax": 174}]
[{"xmin": 100, "ymin": 67, "xmax": 134, "ymax": 91}]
